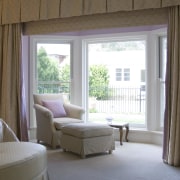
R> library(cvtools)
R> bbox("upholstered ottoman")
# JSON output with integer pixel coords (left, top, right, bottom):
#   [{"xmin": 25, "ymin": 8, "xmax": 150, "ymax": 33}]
[{"xmin": 60, "ymin": 123, "xmax": 115, "ymax": 158}]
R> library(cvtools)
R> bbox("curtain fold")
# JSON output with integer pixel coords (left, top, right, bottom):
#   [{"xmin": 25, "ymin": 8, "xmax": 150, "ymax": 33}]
[
  {"xmin": 162, "ymin": 0, "xmax": 180, "ymax": 7},
  {"xmin": 0, "ymin": 23, "xmax": 28, "ymax": 141},
  {"xmin": 40, "ymin": 0, "xmax": 61, "ymax": 20},
  {"xmin": 163, "ymin": 6, "xmax": 180, "ymax": 166},
  {"xmin": 2, "ymin": 0, "xmax": 21, "ymax": 25},
  {"xmin": 60, "ymin": 0, "xmax": 83, "ymax": 18},
  {"xmin": 134, "ymin": 0, "xmax": 161, "ymax": 10},
  {"xmin": 107, "ymin": 0, "xmax": 133, "ymax": 12},
  {"xmin": 21, "ymin": 0, "xmax": 41, "ymax": 22},
  {"xmin": 83, "ymin": 0, "xmax": 106, "ymax": 15}
]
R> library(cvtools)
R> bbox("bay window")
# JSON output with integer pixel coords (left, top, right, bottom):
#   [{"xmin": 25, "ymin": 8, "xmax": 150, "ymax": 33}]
[{"xmin": 30, "ymin": 27, "xmax": 167, "ymax": 132}]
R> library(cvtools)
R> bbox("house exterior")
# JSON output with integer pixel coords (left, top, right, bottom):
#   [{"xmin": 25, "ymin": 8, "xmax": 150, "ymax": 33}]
[{"xmin": 89, "ymin": 50, "xmax": 145, "ymax": 88}]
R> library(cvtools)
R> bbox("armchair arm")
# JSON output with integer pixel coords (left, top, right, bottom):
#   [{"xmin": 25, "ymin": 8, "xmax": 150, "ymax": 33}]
[
  {"xmin": 34, "ymin": 104, "xmax": 53, "ymax": 119},
  {"xmin": 33, "ymin": 104, "xmax": 55, "ymax": 133},
  {"xmin": 63, "ymin": 103, "xmax": 85, "ymax": 120}
]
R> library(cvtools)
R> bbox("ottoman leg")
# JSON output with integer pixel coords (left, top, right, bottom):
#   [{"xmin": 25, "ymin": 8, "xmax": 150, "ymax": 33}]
[{"xmin": 109, "ymin": 150, "xmax": 112, "ymax": 154}]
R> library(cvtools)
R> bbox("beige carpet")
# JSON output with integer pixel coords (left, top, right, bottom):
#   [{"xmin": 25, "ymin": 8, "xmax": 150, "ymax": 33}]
[{"xmin": 47, "ymin": 142, "xmax": 180, "ymax": 180}]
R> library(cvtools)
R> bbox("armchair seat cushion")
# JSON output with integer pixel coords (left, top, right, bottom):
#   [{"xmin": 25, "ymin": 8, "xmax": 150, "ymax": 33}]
[{"xmin": 53, "ymin": 118, "xmax": 83, "ymax": 130}]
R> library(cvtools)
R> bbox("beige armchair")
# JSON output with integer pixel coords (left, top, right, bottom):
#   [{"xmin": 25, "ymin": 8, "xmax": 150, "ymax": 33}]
[{"xmin": 33, "ymin": 93, "xmax": 85, "ymax": 148}]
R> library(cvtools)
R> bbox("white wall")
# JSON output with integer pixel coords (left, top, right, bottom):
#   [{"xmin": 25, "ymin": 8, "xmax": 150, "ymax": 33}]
[{"xmin": 113, "ymin": 128, "xmax": 163, "ymax": 146}]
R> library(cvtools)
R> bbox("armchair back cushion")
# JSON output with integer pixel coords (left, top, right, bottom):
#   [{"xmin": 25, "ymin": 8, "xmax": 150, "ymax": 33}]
[{"xmin": 33, "ymin": 93, "xmax": 64, "ymax": 106}]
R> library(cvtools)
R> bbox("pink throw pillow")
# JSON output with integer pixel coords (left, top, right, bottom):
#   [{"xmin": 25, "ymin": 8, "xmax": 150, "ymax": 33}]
[{"xmin": 42, "ymin": 100, "xmax": 67, "ymax": 118}]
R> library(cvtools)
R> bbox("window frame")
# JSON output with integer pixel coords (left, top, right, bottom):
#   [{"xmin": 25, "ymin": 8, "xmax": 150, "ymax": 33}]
[
  {"xmin": 82, "ymin": 34, "xmax": 147, "ymax": 128},
  {"xmin": 116, "ymin": 68, "xmax": 122, "ymax": 81},
  {"xmin": 29, "ymin": 27, "xmax": 167, "ymax": 131},
  {"xmin": 123, "ymin": 68, "xmax": 130, "ymax": 81},
  {"xmin": 158, "ymin": 36, "xmax": 167, "ymax": 130},
  {"xmin": 81, "ymin": 29, "xmax": 167, "ymax": 130},
  {"xmin": 29, "ymin": 35, "xmax": 82, "ymax": 128},
  {"xmin": 147, "ymin": 28, "xmax": 167, "ymax": 131}
]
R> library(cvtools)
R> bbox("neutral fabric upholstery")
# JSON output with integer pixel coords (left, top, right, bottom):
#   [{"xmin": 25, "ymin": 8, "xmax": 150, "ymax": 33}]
[
  {"xmin": 61, "ymin": 123, "xmax": 114, "ymax": 138},
  {"xmin": 53, "ymin": 117, "xmax": 85, "ymax": 130},
  {"xmin": 0, "ymin": 119, "xmax": 48, "ymax": 180},
  {"xmin": 0, "ymin": 142, "xmax": 48, "ymax": 180},
  {"xmin": 33, "ymin": 93, "xmax": 85, "ymax": 148},
  {"xmin": 60, "ymin": 123, "xmax": 115, "ymax": 158}
]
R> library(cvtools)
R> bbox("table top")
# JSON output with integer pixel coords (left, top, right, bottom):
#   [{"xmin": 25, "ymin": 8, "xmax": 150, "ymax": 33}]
[{"xmin": 109, "ymin": 122, "xmax": 129, "ymax": 128}]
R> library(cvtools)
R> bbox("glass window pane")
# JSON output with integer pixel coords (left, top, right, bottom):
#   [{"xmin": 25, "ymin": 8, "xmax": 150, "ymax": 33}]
[
  {"xmin": 116, "ymin": 68, "xmax": 122, "ymax": 81},
  {"xmin": 36, "ymin": 43, "xmax": 71, "ymax": 102},
  {"xmin": 88, "ymin": 40, "xmax": 146, "ymax": 126},
  {"xmin": 124, "ymin": 68, "xmax": 130, "ymax": 81}
]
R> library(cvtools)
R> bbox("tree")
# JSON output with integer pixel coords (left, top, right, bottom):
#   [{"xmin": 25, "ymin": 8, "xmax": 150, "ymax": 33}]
[
  {"xmin": 59, "ymin": 64, "xmax": 70, "ymax": 93},
  {"xmin": 89, "ymin": 65, "xmax": 109, "ymax": 100},
  {"xmin": 37, "ymin": 47, "xmax": 60, "ymax": 81},
  {"xmin": 37, "ymin": 47, "xmax": 60, "ymax": 93}
]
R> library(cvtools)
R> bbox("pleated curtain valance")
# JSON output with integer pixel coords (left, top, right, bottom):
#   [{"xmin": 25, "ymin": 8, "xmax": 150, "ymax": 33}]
[{"xmin": 0, "ymin": 0, "xmax": 179, "ymax": 25}]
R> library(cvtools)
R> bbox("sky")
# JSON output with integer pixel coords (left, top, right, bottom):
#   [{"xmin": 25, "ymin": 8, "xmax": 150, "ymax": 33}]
[{"xmin": 37, "ymin": 43, "xmax": 70, "ymax": 55}]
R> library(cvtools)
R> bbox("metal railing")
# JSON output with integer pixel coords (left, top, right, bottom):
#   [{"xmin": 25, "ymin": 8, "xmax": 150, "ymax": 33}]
[
  {"xmin": 37, "ymin": 81, "xmax": 145, "ymax": 113},
  {"xmin": 89, "ymin": 86, "xmax": 145, "ymax": 113},
  {"xmin": 37, "ymin": 81, "xmax": 70, "ymax": 94}
]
